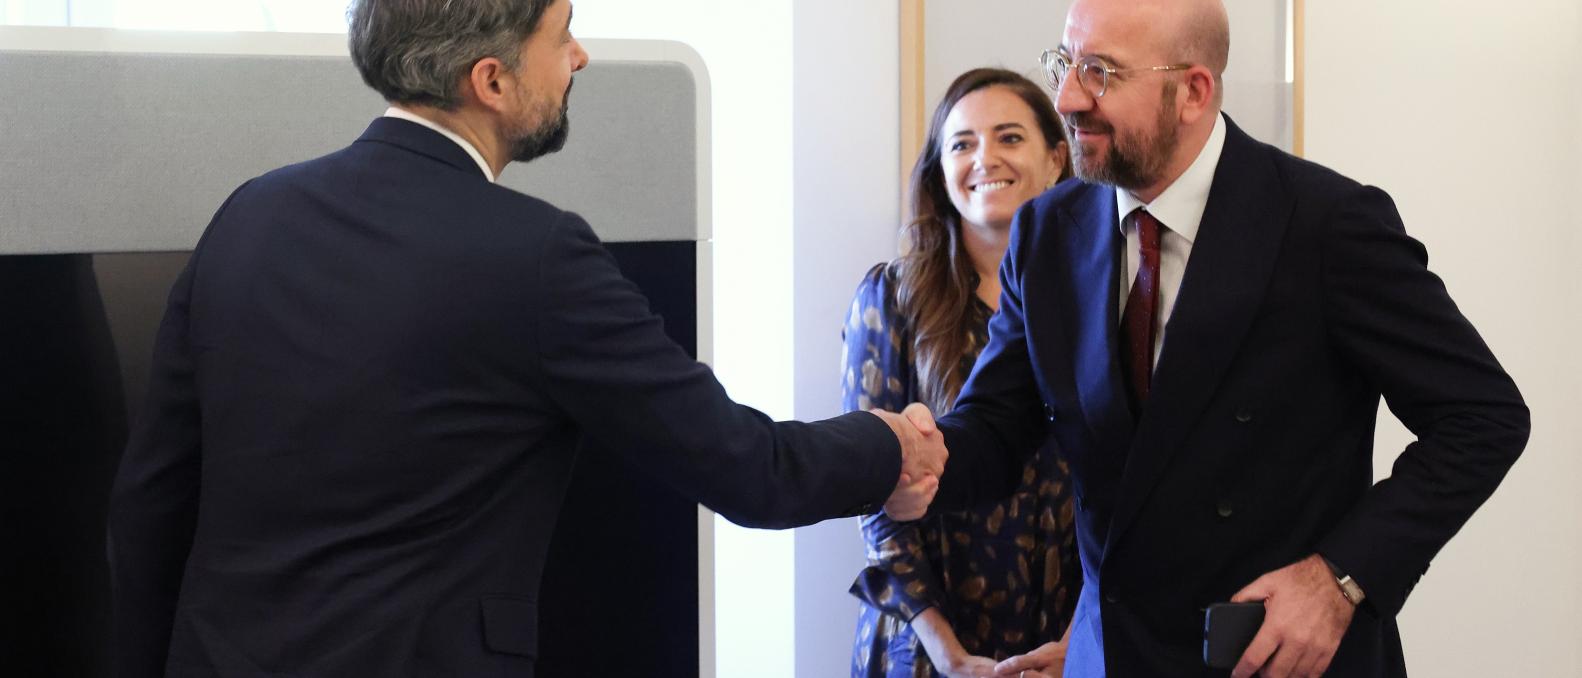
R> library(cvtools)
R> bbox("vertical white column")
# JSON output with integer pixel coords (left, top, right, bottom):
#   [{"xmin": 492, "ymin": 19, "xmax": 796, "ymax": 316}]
[{"xmin": 788, "ymin": 2, "xmax": 902, "ymax": 677}]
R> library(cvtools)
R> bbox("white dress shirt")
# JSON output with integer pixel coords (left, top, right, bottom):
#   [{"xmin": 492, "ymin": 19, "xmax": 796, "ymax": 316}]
[
  {"xmin": 382, "ymin": 106, "xmax": 497, "ymax": 183},
  {"xmin": 1115, "ymin": 113, "xmax": 1227, "ymax": 367}
]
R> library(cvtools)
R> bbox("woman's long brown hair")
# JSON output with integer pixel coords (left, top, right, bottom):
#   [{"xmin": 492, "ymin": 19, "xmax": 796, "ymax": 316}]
[{"xmin": 895, "ymin": 68, "xmax": 1071, "ymax": 414}]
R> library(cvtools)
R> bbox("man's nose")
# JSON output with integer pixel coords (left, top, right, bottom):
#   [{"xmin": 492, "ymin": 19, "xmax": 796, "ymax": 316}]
[
  {"xmin": 572, "ymin": 38, "xmax": 590, "ymax": 72},
  {"xmin": 1054, "ymin": 73, "xmax": 1092, "ymax": 116}
]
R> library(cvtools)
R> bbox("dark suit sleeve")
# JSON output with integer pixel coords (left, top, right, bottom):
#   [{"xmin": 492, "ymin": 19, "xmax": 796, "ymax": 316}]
[
  {"xmin": 934, "ymin": 201, "xmax": 1051, "ymax": 511},
  {"xmin": 106, "ymin": 186, "xmax": 247, "ymax": 677},
  {"xmin": 529, "ymin": 212, "xmax": 901, "ymax": 529},
  {"xmin": 1314, "ymin": 185, "xmax": 1529, "ymax": 617}
]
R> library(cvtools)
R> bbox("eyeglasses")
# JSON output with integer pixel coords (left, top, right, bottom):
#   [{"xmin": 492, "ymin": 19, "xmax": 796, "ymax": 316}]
[{"xmin": 1039, "ymin": 49, "xmax": 1191, "ymax": 98}]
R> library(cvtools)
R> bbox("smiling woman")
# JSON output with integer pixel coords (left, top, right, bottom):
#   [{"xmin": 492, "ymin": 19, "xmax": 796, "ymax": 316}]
[
  {"xmin": 940, "ymin": 87, "xmax": 1067, "ymax": 253},
  {"xmin": 840, "ymin": 68, "xmax": 1079, "ymax": 678},
  {"xmin": 895, "ymin": 70, "xmax": 1069, "ymax": 413}
]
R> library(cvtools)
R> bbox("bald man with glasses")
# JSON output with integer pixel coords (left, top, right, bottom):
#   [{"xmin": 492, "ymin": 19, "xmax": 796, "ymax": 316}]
[{"xmin": 931, "ymin": 1, "xmax": 1528, "ymax": 676}]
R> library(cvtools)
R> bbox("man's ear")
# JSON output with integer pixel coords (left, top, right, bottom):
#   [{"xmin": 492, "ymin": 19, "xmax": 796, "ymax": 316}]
[
  {"xmin": 465, "ymin": 57, "xmax": 511, "ymax": 113},
  {"xmin": 1178, "ymin": 65, "xmax": 1217, "ymax": 126}
]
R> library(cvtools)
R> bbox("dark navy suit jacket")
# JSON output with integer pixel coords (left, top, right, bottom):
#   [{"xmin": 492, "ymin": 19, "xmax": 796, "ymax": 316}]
[
  {"xmin": 108, "ymin": 118, "xmax": 901, "ymax": 677},
  {"xmin": 935, "ymin": 118, "xmax": 1528, "ymax": 677}
]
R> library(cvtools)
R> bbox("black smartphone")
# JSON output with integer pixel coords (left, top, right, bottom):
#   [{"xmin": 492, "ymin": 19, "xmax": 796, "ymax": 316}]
[{"xmin": 1203, "ymin": 601, "xmax": 1266, "ymax": 669}]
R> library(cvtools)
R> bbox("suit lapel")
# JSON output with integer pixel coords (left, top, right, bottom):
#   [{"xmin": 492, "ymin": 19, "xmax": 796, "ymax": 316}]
[
  {"xmin": 1104, "ymin": 119, "xmax": 1295, "ymax": 553},
  {"xmin": 1058, "ymin": 185, "xmax": 1134, "ymax": 463}
]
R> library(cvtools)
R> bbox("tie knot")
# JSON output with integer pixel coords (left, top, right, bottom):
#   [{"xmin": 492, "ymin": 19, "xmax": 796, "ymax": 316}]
[
  {"xmin": 1133, "ymin": 207, "xmax": 1161, "ymax": 228},
  {"xmin": 1133, "ymin": 208, "xmax": 1162, "ymax": 248}
]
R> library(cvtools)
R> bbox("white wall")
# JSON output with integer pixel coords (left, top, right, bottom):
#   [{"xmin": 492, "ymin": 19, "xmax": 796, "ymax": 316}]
[
  {"xmin": 790, "ymin": 2, "xmax": 901, "ymax": 676},
  {"xmin": 923, "ymin": 0, "xmax": 1066, "ymax": 106},
  {"xmin": 1, "ymin": 0, "xmax": 66, "ymax": 23},
  {"xmin": 1305, "ymin": 2, "xmax": 1582, "ymax": 675},
  {"xmin": 0, "ymin": 0, "xmax": 344, "ymax": 31}
]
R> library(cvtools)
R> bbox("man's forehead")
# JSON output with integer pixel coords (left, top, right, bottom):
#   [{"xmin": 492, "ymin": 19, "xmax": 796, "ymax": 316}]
[
  {"xmin": 1059, "ymin": 30, "xmax": 1123, "ymax": 64},
  {"xmin": 1062, "ymin": 0, "xmax": 1168, "ymax": 59}
]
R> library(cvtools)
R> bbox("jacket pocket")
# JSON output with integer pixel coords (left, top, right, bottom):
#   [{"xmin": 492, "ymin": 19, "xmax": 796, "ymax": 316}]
[{"xmin": 480, "ymin": 595, "xmax": 538, "ymax": 658}]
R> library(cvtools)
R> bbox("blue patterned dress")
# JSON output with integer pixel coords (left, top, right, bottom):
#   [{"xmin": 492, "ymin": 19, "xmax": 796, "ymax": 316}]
[{"xmin": 843, "ymin": 262, "xmax": 1080, "ymax": 678}]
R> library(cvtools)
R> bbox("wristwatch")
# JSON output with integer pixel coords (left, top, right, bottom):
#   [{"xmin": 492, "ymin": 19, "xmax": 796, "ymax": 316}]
[{"xmin": 1321, "ymin": 556, "xmax": 1366, "ymax": 606}]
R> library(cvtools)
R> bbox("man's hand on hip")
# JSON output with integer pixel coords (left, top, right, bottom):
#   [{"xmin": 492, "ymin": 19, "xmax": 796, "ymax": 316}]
[{"xmin": 1230, "ymin": 553, "xmax": 1356, "ymax": 678}]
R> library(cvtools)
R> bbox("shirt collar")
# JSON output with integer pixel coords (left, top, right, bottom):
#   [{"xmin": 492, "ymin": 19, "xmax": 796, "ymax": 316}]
[
  {"xmin": 1115, "ymin": 112, "xmax": 1227, "ymax": 242},
  {"xmin": 382, "ymin": 106, "xmax": 496, "ymax": 183}
]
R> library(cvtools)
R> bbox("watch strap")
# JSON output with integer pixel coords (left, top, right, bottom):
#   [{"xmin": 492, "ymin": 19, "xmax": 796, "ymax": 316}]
[{"xmin": 1321, "ymin": 555, "xmax": 1366, "ymax": 606}]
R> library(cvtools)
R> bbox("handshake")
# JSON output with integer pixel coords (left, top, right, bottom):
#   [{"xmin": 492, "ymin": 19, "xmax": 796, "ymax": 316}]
[{"xmin": 869, "ymin": 403, "xmax": 950, "ymax": 521}]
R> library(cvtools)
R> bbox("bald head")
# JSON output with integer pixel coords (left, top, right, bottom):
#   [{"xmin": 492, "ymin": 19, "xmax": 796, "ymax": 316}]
[
  {"xmin": 1175, "ymin": 0, "xmax": 1230, "ymax": 89},
  {"xmin": 1065, "ymin": 0, "xmax": 1229, "ymax": 102}
]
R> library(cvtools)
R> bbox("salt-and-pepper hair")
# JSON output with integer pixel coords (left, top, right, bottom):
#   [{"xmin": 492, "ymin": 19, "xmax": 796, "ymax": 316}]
[{"xmin": 347, "ymin": 0, "xmax": 553, "ymax": 110}]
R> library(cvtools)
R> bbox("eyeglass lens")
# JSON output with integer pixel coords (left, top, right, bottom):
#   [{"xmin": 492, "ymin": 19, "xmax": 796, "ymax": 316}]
[{"xmin": 1045, "ymin": 55, "xmax": 1108, "ymax": 97}]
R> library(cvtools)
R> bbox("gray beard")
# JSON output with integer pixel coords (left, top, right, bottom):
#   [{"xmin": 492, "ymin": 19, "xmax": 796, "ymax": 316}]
[
  {"xmin": 510, "ymin": 78, "xmax": 574, "ymax": 164},
  {"xmin": 1068, "ymin": 84, "xmax": 1179, "ymax": 189},
  {"xmin": 510, "ymin": 103, "xmax": 569, "ymax": 163}
]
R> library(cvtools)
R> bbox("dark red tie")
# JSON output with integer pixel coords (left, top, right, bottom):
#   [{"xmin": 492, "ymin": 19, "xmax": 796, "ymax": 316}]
[{"xmin": 1122, "ymin": 209, "xmax": 1162, "ymax": 409}]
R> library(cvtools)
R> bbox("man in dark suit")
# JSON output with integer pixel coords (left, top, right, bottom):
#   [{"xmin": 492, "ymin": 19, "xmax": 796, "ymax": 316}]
[
  {"xmin": 938, "ymin": 1, "xmax": 1529, "ymax": 677},
  {"xmin": 106, "ymin": 0, "xmax": 945, "ymax": 676}
]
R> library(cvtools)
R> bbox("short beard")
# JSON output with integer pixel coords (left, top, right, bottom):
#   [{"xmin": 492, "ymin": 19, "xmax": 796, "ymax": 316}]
[
  {"xmin": 508, "ymin": 79, "xmax": 573, "ymax": 164},
  {"xmin": 1067, "ymin": 80, "xmax": 1179, "ymax": 190}
]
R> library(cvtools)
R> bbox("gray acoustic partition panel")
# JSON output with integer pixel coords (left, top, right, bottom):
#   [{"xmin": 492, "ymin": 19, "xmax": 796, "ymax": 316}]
[
  {"xmin": 0, "ymin": 27, "xmax": 714, "ymax": 678},
  {"xmin": 0, "ymin": 29, "xmax": 709, "ymax": 251}
]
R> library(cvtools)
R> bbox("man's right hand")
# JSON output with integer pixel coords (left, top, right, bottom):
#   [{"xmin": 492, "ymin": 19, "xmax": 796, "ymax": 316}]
[
  {"xmin": 993, "ymin": 638, "xmax": 1067, "ymax": 677},
  {"xmin": 869, "ymin": 403, "xmax": 948, "ymax": 520},
  {"xmin": 883, "ymin": 472, "xmax": 938, "ymax": 521}
]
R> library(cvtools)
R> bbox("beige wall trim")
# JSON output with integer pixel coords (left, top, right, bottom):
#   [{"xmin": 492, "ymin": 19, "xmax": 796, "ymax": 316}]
[
  {"xmin": 1293, "ymin": 0, "xmax": 1305, "ymax": 157},
  {"xmin": 899, "ymin": 0, "xmax": 926, "ymax": 227}
]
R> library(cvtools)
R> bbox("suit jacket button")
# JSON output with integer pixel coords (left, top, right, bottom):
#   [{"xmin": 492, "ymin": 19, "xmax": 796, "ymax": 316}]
[
  {"xmin": 1234, "ymin": 410, "xmax": 1253, "ymax": 423},
  {"xmin": 1103, "ymin": 591, "xmax": 1120, "ymax": 605},
  {"xmin": 1044, "ymin": 403, "xmax": 1056, "ymax": 421},
  {"xmin": 1216, "ymin": 500, "xmax": 1234, "ymax": 518}
]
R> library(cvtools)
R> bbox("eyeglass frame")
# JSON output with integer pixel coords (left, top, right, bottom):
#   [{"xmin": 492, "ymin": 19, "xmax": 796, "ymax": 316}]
[{"xmin": 1038, "ymin": 49, "xmax": 1192, "ymax": 98}]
